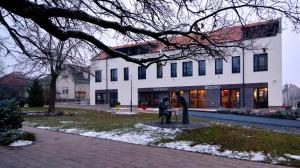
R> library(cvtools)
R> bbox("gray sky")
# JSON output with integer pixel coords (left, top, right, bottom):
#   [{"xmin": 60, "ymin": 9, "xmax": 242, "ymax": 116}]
[{"xmin": 282, "ymin": 29, "xmax": 300, "ymax": 86}]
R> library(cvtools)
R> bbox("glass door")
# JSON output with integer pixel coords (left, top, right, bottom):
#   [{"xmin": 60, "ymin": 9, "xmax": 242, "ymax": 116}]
[{"xmin": 254, "ymin": 88, "xmax": 268, "ymax": 108}]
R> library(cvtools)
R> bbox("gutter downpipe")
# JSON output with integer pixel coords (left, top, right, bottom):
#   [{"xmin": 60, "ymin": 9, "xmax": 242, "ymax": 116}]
[
  {"xmin": 242, "ymin": 43, "xmax": 245, "ymax": 108},
  {"xmin": 105, "ymin": 58, "xmax": 108, "ymax": 105}
]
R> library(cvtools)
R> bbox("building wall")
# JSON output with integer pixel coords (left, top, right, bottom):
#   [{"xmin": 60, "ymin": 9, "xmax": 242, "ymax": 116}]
[
  {"xmin": 56, "ymin": 73, "xmax": 76, "ymax": 100},
  {"xmin": 90, "ymin": 34, "xmax": 282, "ymax": 107},
  {"xmin": 75, "ymin": 82, "xmax": 90, "ymax": 100}
]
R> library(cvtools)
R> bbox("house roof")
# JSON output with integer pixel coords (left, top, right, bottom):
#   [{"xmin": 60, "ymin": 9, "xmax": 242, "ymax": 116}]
[
  {"xmin": 0, "ymin": 72, "xmax": 29, "ymax": 86},
  {"xmin": 92, "ymin": 19, "xmax": 280, "ymax": 61},
  {"xmin": 40, "ymin": 65, "xmax": 90, "ymax": 85}
]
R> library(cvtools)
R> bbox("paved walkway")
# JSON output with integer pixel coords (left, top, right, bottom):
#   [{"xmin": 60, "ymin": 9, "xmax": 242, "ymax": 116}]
[{"xmin": 0, "ymin": 127, "xmax": 288, "ymax": 168}]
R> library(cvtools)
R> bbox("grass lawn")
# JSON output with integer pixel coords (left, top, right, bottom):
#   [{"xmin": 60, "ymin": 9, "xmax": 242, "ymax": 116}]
[
  {"xmin": 22, "ymin": 107, "xmax": 300, "ymax": 166},
  {"xmin": 23, "ymin": 107, "xmax": 158, "ymax": 131},
  {"xmin": 158, "ymin": 125, "xmax": 300, "ymax": 166}
]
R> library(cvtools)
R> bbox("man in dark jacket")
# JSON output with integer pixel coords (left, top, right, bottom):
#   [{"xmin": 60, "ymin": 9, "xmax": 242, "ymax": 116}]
[{"xmin": 159, "ymin": 97, "xmax": 171, "ymax": 124}]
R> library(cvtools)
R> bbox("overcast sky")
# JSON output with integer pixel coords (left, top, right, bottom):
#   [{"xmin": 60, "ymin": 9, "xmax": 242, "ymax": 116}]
[{"xmin": 1, "ymin": 25, "xmax": 300, "ymax": 87}]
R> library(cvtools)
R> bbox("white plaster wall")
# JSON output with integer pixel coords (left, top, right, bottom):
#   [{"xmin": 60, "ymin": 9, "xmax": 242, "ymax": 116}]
[
  {"xmin": 56, "ymin": 73, "xmax": 75, "ymax": 100},
  {"xmin": 90, "ymin": 34, "xmax": 282, "ymax": 107},
  {"xmin": 75, "ymin": 83, "xmax": 90, "ymax": 100}
]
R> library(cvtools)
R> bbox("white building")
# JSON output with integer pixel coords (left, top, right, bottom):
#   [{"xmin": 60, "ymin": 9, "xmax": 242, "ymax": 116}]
[{"xmin": 90, "ymin": 20, "xmax": 282, "ymax": 108}]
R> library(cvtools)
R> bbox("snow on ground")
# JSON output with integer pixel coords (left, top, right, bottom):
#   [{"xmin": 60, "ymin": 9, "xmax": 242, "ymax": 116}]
[
  {"xmin": 114, "ymin": 111, "xmax": 138, "ymax": 115},
  {"xmin": 285, "ymin": 154, "xmax": 300, "ymax": 160},
  {"xmin": 141, "ymin": 108, "xmax": 159, "ymax": 111},
  {"xmin": 158, "ymin": 141, "xmax": 266, "ymax": 161},
  {"xmin": 59, "ymin": 121, "xmax": 73, "ymax": 124},
  {"xmin": 35, "ymin": 123, "xmax": 296, "ymax": 164},
  {"xmin": 37, "ymin": 123, "xmax": 180, "ymax": 145},
  {"xmin": 9, "ymin": 140, "xmax": 33, "ymax": 147},
  {"xmin": 111, "ymin": 107, "xmax": 130, "ymax": 110}
]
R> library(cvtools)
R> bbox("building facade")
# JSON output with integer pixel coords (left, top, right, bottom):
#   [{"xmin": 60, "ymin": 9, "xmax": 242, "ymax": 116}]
[
  {"xmin": 41, "ymin": 65, "xmax": 90, "ymax": 103},
  {"xmin": 90, "ymin": 20, "xmax": 283, "ymax": 108}
]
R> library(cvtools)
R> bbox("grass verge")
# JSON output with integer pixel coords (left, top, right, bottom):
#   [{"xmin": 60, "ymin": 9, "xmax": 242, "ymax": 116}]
[{"xmin": 158, "ymin": 125, "xmax": 300, "ymax": 167}]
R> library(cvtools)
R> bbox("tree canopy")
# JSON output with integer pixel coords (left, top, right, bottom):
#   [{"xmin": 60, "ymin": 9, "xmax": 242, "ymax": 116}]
[{"xmin": 0, "ymin": 0, "xmax": 300, "ymax": 67}]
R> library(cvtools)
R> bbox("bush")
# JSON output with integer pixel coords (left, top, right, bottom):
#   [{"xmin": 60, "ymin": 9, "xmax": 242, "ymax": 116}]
[
  {"xmin": 27, "ymin": 79, "xmax": 44, "ymax": 107},
  {"xmin": 0, "ymin": 99, "xmax": 23, "ymax": 133},
  {"xmin": 18, "ymin": 99, "xmax": 26, "ymax": 107},
  {"xmin": 0, "ymin": 130, "xmax": 35, "ymax": 146}
]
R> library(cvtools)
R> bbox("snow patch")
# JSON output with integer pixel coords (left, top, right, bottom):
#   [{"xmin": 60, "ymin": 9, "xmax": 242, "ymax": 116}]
[
  {"xmin": 9, "ymin": 140, "xmax": 33, "ymax": 147},
  {"xmin": 114, "ymin": 111, "xmax": 138, "ymax": 115},
  {"xmin": 285, "ymin": 154, "xmax": 300, "ymax": 160},
  {"xmin": 37, "ymin": 123, "xmax": 180, "ymax": 145},
  {"xmin": 59, "ymin": 121, "xmax": 73, "ymax": 124},
  {"xmin": 158, "ymin": 141, "xmax": 266, "ymax": 161}
]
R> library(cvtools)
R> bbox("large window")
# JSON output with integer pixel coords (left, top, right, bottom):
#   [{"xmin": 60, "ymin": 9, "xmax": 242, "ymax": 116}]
[
  {"xmin": 182, "ymin": 61, "xmax": 193, "ymax": 76},
  {"xmin": 171, "ymin": 63, "xmax": 177, "ymax": 77},
  {"xmin": 254, "ymin": 53, "xmax": 268, "ymax": 71},
  {"xmin": 190, "ymin": 89, "xmax": 206, "ymax": 108},
  {"xmin": 215, "ymin": 58, "xmax": 223, "ymax": 74},
  {"xmin": 198, "ymin": 60, "xmax": 206, "ymax": 76},
  {"xmin": 157, "ymin": 64, "xmax": 163, "ymax": 78},
  {"xmin": 221, "ymin": 89, "xmax": 240, "ymax": 108},
  {"xmin": 124, "ymin": 67, "xmax": 129, "ymax": 81},
  {"xmin": 110, "ymin": 69, "xmax": 117, "ymax": 81},
  {"xmin": 232, "ymin": 56, "xmax": 240, "ymax": 73},
  {"xmin": 95, "ymin": 70, "xmax": 102, "ymax": 82},
  {"xmin": 138, "ymin": 66, "xmax": 146, "ymax": 79}
]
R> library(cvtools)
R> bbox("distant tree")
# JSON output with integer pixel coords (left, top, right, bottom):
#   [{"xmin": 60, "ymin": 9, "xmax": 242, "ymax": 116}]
[{"xmin": 27, "ymin": 80, "xmax": 44, "ymax": 107}]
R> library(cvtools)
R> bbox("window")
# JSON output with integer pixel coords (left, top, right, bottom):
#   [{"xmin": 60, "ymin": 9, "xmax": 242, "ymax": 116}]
[
  {"xmin": 198, "ymin": 60, "xmax": 206, "ymax": 76},
  {"xmin": 95, "ymin": 70, "xmax": 102, "ymax": 82},
  {"xmin": 157, "ymin": 64, "xmax": 163, "ymax": 78},
  {"xmin": 110, "ymin": 69, "xmax": 117, "ymax": 81},
  {"xmin": 215, "ymin": 58, "xmax": 223, "ymax": 74},
  {"xmin": 254, "ymin": 53, "xmax": 268, "ymax": 71},
  {"xmin": 232, "ymin": 56, "xmax": 240, "ymax": 73},
  {"xmin": 171, "ymin": 63, "xmax": 177, "ymax": 77},
  {"xmin": 124, "ymin": 67, "xmax": 129, "ymax": 81},
  {"xmin": 182, "ymin": 61, "xmax": 193, "ymax": 76},
  {"xmin": 138, "ymin": 66, "xmax": 146, "ymax": 79}
]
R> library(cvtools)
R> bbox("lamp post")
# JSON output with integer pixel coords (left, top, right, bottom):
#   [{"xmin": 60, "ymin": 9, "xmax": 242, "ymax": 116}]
[{"xmin": 130, "ymin": 74, "xmax": 133, "ymax": 112}]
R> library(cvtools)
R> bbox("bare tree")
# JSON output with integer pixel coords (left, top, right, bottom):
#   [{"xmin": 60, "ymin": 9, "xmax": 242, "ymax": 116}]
[
  {"xmin": 0, "ymin": 16, "xmax": 94, "ymax": 113},
  {"xmin": 0, "ymin": 0, "xmax": 299, "ymax": 67}
]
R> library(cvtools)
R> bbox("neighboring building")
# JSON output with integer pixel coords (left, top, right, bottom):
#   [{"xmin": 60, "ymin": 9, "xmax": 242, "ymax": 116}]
[
  {"xmin": 283, "ymin": 84, "xmax": 300, "ymax": 107},
  {"xmin": 90, "ymin": 20, "xmax": 283, "ymax": 108},
  {"xmin": 41, "ymin": 65, "xmax": 90, "ymax": 102},
  {"xmin": 0, "ymin": 72, "xmax": 29, "ymax": 100}
]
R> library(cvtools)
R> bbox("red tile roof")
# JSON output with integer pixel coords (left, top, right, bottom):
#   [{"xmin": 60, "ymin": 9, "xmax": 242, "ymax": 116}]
[
  {"xmin": 92, "ymin": 20, "xmax": 278, "ymax": 60},
  {"xmin": 0, "ymin": 72, "xmax": 29, "ymax": 86}
]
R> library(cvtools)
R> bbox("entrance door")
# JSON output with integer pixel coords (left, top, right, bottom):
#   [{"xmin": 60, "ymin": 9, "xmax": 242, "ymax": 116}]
[
  {"xmin": 95, "ymin": 93, "xmax": 106, "ymax": 104},
  {"xmin": 221, "ymin": 89, "xmax": 240, "ymax": 108},
  {"xmin": 254, "ymin": 88, "xmax": 268, "ymax": 108},
  {"xmin": 109, "ymin": 92, "xmax": 118, "ymax": 107}
]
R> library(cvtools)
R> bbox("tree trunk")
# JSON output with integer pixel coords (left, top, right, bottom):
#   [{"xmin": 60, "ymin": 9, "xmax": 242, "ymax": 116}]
[{"xmin": 47, "ymin": 73, "xmax": 58, "ymax": 113}]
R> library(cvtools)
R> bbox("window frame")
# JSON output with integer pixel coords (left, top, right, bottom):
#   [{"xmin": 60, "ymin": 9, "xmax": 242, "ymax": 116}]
[
  {"xmin": 198, "ymin": 60, "xmax": 206, "ymax": 76},
  {"xmin": 124, "ymin": 67, "xmax": 129, "ymax": 81},
  {"xmin": 95, "ymin": 70, "xmax": 102, "ymax": 82},
  {"xmin": 171, "ymin": 63, "xmax": 177, "ymax": 78},
  {"xmin": 157, "ymin": 64, "xmax": 163, "ymax": 78},
  {"xmin": 182, "ymin": 61, "xmax": 193, "ymax": 77},
  {"xmin": 110, "ymin": 69, "xmax": 118, "ymax": 81},
  {"xmin": 232, "ymin": 56, "xmax": 241, "ymax": 73},
  {"xmin": 215, "ymin": 58, "xmax": 223, "ymax": 75},
  {"xmin": 253, "ymin": 53, "xmax": 268, "ymax": 72},
  {"xmin": 138, "ymin": 66, "xmax": 146, "ymax": 80}
]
